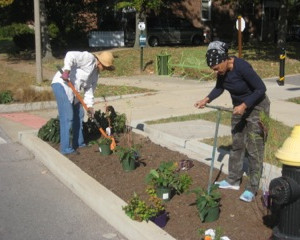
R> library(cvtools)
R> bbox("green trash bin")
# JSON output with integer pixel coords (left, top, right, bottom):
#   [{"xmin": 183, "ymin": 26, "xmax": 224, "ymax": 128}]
[{"xmin": 156, "ymin": 54, "xmax": 170, "ymax": 75}]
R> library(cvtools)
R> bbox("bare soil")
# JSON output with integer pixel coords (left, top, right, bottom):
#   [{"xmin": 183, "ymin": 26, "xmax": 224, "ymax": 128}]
[{"xmin": 51, "ymin": 131, "xmax": 276, "ymax": 240}]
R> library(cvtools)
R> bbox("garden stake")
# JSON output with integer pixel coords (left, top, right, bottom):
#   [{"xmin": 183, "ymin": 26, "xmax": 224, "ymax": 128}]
[
  {"xmin": 56, "ymin": 66, "xmax": 116, "ymax": 150},
  {"xmin": 206, "ymin": 105, "xmax": 233, "ymax": 194}
]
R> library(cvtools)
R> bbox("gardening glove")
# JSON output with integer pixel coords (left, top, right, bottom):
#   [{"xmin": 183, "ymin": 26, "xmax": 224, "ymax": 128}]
[
  {"xmin": 87, "ymin": 107, "xmax": 95, "ymax": 118},
  {"xmin": 61, "ymin": 70, "xmax": 70, "ymax": 81}
]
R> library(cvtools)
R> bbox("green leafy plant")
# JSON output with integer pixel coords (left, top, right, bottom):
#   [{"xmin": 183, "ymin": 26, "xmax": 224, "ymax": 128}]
[
  {"xmin": 38, "ymin": 117, "xmax": 60, "ymax": 143},
  {"xmin": 115, "ymin": 145, "xmax": 139, "ymax": 163},
  {"xmin": 83, "ymin": 108, "xmax": 127, "ymax": 143},
  {"xmin": 122, "ymin": 186, "xmax": 165, "ymax": 222},
  {"xmin": 0, "ymin": 90, "xmax": 13, "ymax": 104},
  {"xmin": 83, "ymin": 110, "xmax": 108, "ymax": 141},
  {"xmin": 189, "ymin": 184, "xmax": 221, "ymax": 223},
  {"xmin": 97, "ymin": 137, "xmax": 112, "ymax": 145},
  {"xmin": 112, "ymin": 113, "xmax": 127, "ymax": 134},
  {"xmin": 145, "ymin": 161, "xmax": 193, "ymax": 195}
]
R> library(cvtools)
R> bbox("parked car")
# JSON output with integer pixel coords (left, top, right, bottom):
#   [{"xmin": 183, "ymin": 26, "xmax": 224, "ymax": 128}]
[
  {"xmin": 287, "ymin": 25, "xmax": 300, "ymax": 41},
  {"xmin": 146, "ymin": 17, "xmax": 205, "ymax": 47}
]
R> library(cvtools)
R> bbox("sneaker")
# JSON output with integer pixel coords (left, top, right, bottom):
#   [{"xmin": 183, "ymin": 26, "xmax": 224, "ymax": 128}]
[
  {"xmin": 239, "ymin": 190, "xmax": 255, "ymax": 202},
  {"xmin": 215, "ymin": 180, "xmax": 240, "ymax": 190},
  {"xmin": 64, "ymin": 150, "xmax": 80, "ymax": 156}
]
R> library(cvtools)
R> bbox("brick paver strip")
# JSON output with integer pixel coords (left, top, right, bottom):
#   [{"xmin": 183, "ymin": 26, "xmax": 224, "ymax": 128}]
[{"xmin": 0, "ymin": 113, "xmax": 47, "ymax": 129}]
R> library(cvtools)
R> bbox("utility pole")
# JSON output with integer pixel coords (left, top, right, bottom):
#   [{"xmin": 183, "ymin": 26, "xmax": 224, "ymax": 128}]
[{"xmin": 34, "ymin": 0, "xmax": 43, "ymax": 84}]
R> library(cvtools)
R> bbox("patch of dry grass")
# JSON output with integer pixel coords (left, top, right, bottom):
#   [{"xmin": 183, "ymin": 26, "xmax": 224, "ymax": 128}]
[
  {"xmin": 0, "ymin": 61, "xmax": 55, "ymax": 103},
  {"xmin": 287, "ymin": 96, "xmax": 300, "ymax": 104},
  {"xmin": 1, "ymin": 42, "xmax": 300, "ymax": 103},
  {"xmin": 99, "ymin": 43, "xmax": 300, "ymax": 79}
]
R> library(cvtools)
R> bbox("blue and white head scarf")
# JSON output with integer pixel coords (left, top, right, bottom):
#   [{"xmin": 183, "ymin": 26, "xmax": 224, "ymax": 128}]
[{"xmin": 206, "ymin": 41, "xmax": 229, "ymax": 67}]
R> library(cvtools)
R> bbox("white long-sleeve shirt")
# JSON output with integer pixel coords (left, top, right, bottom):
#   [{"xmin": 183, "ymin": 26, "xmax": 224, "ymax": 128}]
[{"xmin": 52, "ymin": 51, "xmax": 99, "ymax": 107}]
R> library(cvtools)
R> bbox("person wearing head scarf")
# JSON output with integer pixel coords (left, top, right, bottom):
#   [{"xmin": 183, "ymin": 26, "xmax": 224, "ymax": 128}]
[
  {"xmin": 195, "ymin": 41, "xmax": 270, "ymax": 202},
  {"xmin": 51, "ymin": 51, "xmax": 114, "ymax": 155}
]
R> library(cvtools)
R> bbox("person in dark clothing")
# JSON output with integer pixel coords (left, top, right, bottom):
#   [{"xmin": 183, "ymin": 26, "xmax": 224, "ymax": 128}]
[{"xmin": 194, "ymin": 41, "xmax": 270, "ymax": 202}]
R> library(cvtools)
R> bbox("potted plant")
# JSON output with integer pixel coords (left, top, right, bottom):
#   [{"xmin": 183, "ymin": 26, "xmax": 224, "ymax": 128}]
[
  {"xmin": 189, "ymin": 184, "xmax": 221, "ymax": 223},
  {"xmin": 115, "ymin": 145, "xmax": 139, "ymax": 172},
  {"xmin": 122, "ymin": 186, "xmax": 167, "ymax": 228},
  {"xmin": 97, "ymin": 137, "xmax": 112, "ymax": 156},
  {"xmin": 145, "ymin": 161, "xmax": 193, "ymax": 201}
]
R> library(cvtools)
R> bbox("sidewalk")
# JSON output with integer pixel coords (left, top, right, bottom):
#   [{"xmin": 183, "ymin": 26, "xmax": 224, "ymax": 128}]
[{"xmin": 0, "ymin": 73, "xmax": 299, "ymax": 240}]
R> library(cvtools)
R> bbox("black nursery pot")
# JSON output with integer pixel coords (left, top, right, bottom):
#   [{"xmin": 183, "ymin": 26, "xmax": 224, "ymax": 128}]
[{"xmin": 150, "ymin": 211, "xmax": 168, "ymax": 228}]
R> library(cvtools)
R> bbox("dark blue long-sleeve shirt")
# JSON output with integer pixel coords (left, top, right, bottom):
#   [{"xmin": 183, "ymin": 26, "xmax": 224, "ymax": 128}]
[{"xmin": 207, "ymin": 57, "xmax": 266, "ymax": 108}]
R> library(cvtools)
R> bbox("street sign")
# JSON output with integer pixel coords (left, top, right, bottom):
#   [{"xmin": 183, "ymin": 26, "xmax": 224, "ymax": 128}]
[
  {"xmin": 236, "ymin": 17, "xmax": 245, "ymax": 32},
  {"xmin": 139, "ymin": 33, "xmax": 146, "ymax": 47},
  {"xmin": 138, "ymin": 22, "xmax": 146, "ymax": 31}
]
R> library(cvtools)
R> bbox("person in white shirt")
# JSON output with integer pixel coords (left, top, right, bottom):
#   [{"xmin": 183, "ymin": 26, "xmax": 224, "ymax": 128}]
[{"xmin": 51, "ymin": 51, "xmax": 114, "ymax": 155}]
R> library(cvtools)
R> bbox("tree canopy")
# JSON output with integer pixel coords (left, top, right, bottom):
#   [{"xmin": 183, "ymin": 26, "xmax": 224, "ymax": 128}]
[
  {"xmin": 117, "ymin": 0, "xmax": 164, "ymax": 15},
  {"xmin": 0, "ymin": 0, "xmax": 14, "ymax": 8}
]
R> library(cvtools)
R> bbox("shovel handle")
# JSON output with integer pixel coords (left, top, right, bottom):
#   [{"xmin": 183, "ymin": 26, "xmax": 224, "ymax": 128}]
[{"xmin": 206, "ymin": 104, "xmax": 233, "ymax": 112}]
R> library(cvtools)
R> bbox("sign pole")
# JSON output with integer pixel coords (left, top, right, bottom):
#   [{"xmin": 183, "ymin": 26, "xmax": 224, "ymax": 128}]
[
  {"xmin": 140, "ymin": 46, "xmax": 144, "ymax": 72},
  {"xmin": 238, "ymin": 16, "xmax": 242, "ymax": 58},
  {"xmin": 138, "ymin": 22, "xmax": 146, "ymax": 73}
]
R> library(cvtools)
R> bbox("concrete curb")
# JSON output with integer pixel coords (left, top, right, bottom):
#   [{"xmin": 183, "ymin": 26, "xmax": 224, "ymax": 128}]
[
  {"xmin": 144, "ymin": 124, "xmax": 187, "ymax": 147},
  {"xmin": 141, "ymin": 123, "xmax": 282, "ymax": 189},
  {"xmin": 143, "ymin": 123, "xmax": 230, "ymax": 173},
  {"xmin": 0, "ymin": 101, "xmax": 57, "ymax": 113},
  {"xmin": 0, "ymin": 92, "xmax": 154, "ymax": 113},
  {"xmin": 18, "ymin": 130, "xmax": 176, "ymax": 240}
]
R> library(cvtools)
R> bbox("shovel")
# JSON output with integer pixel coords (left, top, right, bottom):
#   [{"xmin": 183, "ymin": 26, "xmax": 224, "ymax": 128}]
[
  {"xmin": 56, "ymin": 66, "xmax": 116, "ymax": 150},
  {"xmin": 205, "ymin": 104, "xmax": 233, "ymax": 194}
]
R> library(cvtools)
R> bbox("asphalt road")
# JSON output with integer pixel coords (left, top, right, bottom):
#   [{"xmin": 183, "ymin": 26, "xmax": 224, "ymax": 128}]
[{"xmin": 0, "ymin": 126, "xmax": 126, "ymax": 240}]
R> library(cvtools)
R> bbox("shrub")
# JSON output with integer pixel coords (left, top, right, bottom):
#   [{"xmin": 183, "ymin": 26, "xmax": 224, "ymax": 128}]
[
  {"xmin": 13, "ymin": 33, "xmax": 35, "ymax": 50},
  {"xmin": 112, "ymin": 113, "xmax": 127, "ymax": 133},
  {"xmin": 122, "ymin": 187, "xmax": 165, "ymax": 222},
  {"xmin": 0, "ymin": 90, "xmax": 13, "ymax": 104},
  {"xmin": 0, "ymin": 23, "xmax": 34, "ymax": 39},
  {"xmin": 38, "ymin": 117, "xmax": 60, "ymax": 143},
  {"xmin": 83, "ymin": 108, "xmax": 127, "ymax": 143}
]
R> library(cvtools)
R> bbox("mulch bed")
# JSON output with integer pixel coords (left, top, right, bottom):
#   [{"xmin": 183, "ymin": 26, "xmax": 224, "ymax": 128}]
[{"xmin": 51, "ymin": 131, "xmax": 276, "ymax": 240}]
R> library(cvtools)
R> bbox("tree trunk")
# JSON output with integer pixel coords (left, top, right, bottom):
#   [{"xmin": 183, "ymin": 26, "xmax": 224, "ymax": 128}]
[
  {"xmin": 40, "ymin": 0, "xmax": 53, "ymax": 60},
  {"xmin": 277, "ymin": 0, "xmax": 288, "ymax": 48},
  {"xmin": 34, "ymin": 0, "xmax": 42, "ymax": 84},
  {"xmin": 133, "ymin": 12, "xmax": 141, "ymax": 49}
]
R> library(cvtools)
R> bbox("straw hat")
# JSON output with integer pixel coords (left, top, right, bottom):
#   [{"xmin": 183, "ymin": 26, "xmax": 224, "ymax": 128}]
[{"xmin": 95, "ymin": 51, "xmax": 114, "ymax": 67}]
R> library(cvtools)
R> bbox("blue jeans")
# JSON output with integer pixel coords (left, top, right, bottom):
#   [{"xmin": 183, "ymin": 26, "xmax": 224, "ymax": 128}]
[{"xmin": 52, "ymin": 83, "xmax": 85, "ymax": 154}]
